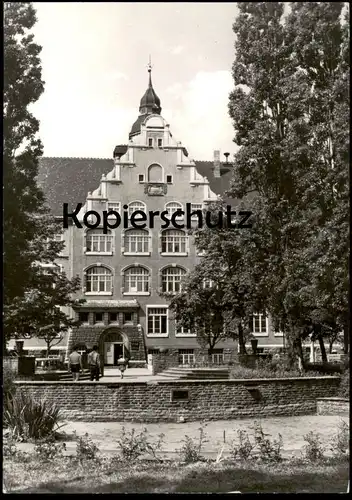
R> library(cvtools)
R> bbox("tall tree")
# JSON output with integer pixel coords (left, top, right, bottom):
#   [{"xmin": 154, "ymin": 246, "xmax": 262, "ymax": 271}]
[
  {"xmin": 3, "ymin": 3, "xmax": 84, "ymax": 347},
  {"xmin": 227, "ymin": 2, "xmax": 349, "ymax": 362}
]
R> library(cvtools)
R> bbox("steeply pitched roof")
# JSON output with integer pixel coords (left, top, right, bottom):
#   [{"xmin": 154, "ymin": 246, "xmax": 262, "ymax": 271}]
[
  {"xmin": 37, "ymin": 157, "xmax": 114, "ymax": 216},
  {"xmin": 37, "ymin": 157, "xmax": 234, "ymax": 216}
]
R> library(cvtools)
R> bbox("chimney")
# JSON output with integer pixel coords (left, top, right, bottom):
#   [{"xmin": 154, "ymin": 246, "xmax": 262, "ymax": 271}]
[{"xmin": 213, "ymin": 150, "xmax": 221, "ymax": 178}]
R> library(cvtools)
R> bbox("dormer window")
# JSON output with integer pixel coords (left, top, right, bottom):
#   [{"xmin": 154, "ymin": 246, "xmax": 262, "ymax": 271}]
[
  {"xmin": 148, "ymin": 138, "xmax": 153, "ymax": 147},
  {"xmin": 158, "ymin": 138, "xmax": 163, "ymax": 148}
]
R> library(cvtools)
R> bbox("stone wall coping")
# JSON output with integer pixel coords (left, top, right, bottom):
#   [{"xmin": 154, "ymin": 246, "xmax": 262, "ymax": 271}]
[
  {"xmin": 14, "ymin": 375, "xmax": 340, "ymax": 386},
  {"xmin": 316, "ymin": 397, "xmax": 350, "ymax": 402}
]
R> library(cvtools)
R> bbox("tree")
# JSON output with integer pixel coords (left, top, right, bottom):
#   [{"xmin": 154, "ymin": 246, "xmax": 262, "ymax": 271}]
[
  {"xmin": 163, "ymin": 203, "xmax": 264, "ymax": 357},
  {"xmin": 227, "ymin": 2, "xmax": 349, "ymax": 364},
  {"xmin": 3, "ymin": 3, "xmax": 84, "ymax": 349}
]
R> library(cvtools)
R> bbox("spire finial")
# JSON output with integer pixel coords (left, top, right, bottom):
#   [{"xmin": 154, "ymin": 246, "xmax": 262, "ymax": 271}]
[{"xmin": 147, "ymin": 55, "xmax": 152, "ymax": 73}]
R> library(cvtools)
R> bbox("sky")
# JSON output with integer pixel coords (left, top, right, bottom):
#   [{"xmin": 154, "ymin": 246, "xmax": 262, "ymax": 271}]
[{"xmin": 30, "ymin": 2, "xmax": 240, "ymax": 161}]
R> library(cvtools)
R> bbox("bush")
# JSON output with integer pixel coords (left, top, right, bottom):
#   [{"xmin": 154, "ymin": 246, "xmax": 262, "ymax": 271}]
[
  {"xmin": 3, "ymin": 366, "xmax": 17, "ymax": 406},
  {"xmin": 3, "ymin": 391, "xmax": 64, "ymax": 441},
  {"xmin": 330, "ymin": 420, "xmax": 349, "ymax": 461},
  {"xmin": 75, "ymin": 432, "xmax": 100, "ymax": 462},
  {"xmin": 34, "ymin": 436, "xmax": 67, "ymax": 461},
  {"xmin": 178, "ymin": 424, "xmax": 208, "ymax": 464},
  {"xmin": 252, "ymin": 422, "xmax": 283, "ymax": 463},
  {"xmin": 116, "ymin": 427, "xmax": 165, "ymax": 462},
  {"xmin": 338, "ymin": 368, "xmax": 350, "ymax": 398},
  {"xmin": 229, "ymin": 429, "xmax": 255, "ymax": 461},
  {"xmin": 302, "ymin": 431, "xmax": 325, "ymax": 462}
]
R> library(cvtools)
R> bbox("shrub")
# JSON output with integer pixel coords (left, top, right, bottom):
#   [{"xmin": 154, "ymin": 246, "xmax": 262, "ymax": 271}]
[
  {"xmin": 330, "ymin": 419, "xmax": 349, "ymax": 460},
  {"xmin": 34, "ymin": 436, "xmax": 67, "ymax": 461},
  {"xmin": 302, "ymin": 431, "xmax": 325, "ymax": 462},
  {"xmin": 3, "ymin": 391, "xmax": 64, "ymax": 441},
  {"xmin": 252, "ymin": 421, "xmax": 283, "ymax": 463},
  {"xmin": 178, "ymin": 424, "xmax": 208, "ymax": 464},
  {"xmin": 75, "ymin": 432, "xmax": 100, "ymax": 462},
  {"xmin": 3, "ymin": 366, "xmax": 17, "ymax": 408},
  {"xmin": 338, "ymin": 368, "xmax": 350, "ymax": 398},
  {"xmin": 229, "ymin": 429, "xmax": 255, "ymax": 461},
  {"xmin": 116, "ymin": 427, "xmax": 165, "ymax": 462},
  {"xmin": 3, "ymin": 438, "xmax": 18, "ymax": 458}
]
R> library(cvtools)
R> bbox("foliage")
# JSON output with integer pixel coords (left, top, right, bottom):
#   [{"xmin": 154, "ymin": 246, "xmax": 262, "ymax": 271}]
[
  {"xmin": 3, "ymin": 2, "xmax": 84, "ymax": 347},
  {"xmin": 338, "ymin": 367, "xmax": 350, "ymax": 398},
  {"xmin": 75, "ymin": 432, "xmax": 101, "ymax": 462},
  {"xmin": 302, "ymin": 431, "xmax": 325, "ymax": 462},
  {"xmin": 229, "ymin": 429, "xmax": 255, "ymax": 461},
  {"xmin": 34, "ymin": 436, "xmax": 67, "ymax": 461},
  {"xmin": 178, "ymin": 424, "xmax": 208, "ymax": 463},
  {"xmin": 329, "ymin": 419, "xmax": 349, "ymax": 461},
  {"xmin": 3, "ymin": 391, "xmax": 64, "ymax": 441},
  {"xmin": 116, "ymin": 427, "xmax": 165, "ymax": 462},
  {"xmin": 3, "ymin": 366, "xmax": 17, "ymax": 404},
  {"xmin": 252, "ymin": 422, "xmax": 283, "ymax": 463}
]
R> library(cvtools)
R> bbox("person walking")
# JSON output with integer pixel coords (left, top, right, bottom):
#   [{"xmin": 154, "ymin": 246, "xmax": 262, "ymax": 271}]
[
  {"xmin": 68, "ymin": 346, "xmax": 82, "ymax": 381},
  {"xmin": 117, "ymin": 355, "xmax": 126, "ymax": 379},
  {"xmin": 88, "ymin": 345, "xmax": 101, "ymax": 381}
]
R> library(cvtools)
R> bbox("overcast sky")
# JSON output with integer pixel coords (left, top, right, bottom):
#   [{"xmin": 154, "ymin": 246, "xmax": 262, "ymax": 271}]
[{"xmin": 31, "ymin": 2, "xmax": 240, "ymax": 161}]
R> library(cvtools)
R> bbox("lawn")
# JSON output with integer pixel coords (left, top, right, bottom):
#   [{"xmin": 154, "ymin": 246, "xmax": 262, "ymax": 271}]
[{"xmin": 4, "ymin": 457, "xmax": 349, "ymax": 493}]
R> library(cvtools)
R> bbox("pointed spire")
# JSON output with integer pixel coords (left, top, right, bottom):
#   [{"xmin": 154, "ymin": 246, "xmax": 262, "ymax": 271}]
[{"xmin": 147, "ymin": 55, "xmax": 152, "ymax": 87}]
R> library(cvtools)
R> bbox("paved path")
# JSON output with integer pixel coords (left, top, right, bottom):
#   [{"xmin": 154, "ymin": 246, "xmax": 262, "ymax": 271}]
[{"xmin": 16, "ymin": 415, "xmax": 349, "ymax": 459}]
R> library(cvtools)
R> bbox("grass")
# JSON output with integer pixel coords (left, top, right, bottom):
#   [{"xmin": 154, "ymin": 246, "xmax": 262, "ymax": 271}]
[{"xmin": 4, "ymin": 456, "xmax": 349, "ymax": 493}]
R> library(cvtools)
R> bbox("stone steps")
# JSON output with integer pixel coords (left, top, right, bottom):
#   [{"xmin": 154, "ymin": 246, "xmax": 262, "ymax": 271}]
[{"xmin": 158, "ymin": 366, "xmax": 229, "ymax": 380}]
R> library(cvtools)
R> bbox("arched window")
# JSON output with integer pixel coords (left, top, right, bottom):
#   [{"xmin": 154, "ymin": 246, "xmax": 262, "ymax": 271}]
[
  {"xmin": 86, "ymin": 229, "xmax": 113, "ymax": 253},
  {"xmin": 161, "ymin": 266, "xmax": 186, "ymax": 293},
  {"xmin": 148, "ymin": 163, "xmax": 163, "ymax": 182},
  {"xmin": 165, "ymin": 201, "xmax": 183, "ymax": 220},
  {"xmin": 128, "ymin": 201, "xmax": 146, "ymax": 218},
  {"xmin": 85, "ymin": 266, "xmax": 112, "ymax": 293},
  {"xmin": 124, "ymin": 229, "xmax": 150, "ymax": 254},
  {"xmin": 161, "ymin": 229, "xmax": 187, "ymax": 254},
  {"xmin": 124, "ymin": 266, "xmax": 150, "ymax": 294}
]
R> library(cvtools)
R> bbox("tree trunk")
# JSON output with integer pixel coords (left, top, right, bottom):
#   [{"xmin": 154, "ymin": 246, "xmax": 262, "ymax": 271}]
[
  {"xmin": 329, "ymin": 337, "xmax": 334, "ymax": 354},
  {"xmin": 46, "ymin": 340, "xmax": 51, "ymax": 358},
  {"xmin": 317, "ymin": 335, "xmax": 327, "ymax": 363},
  {"xmin": 295, "ymin": 337, "xmax": 305, "ymax": 371},
  {"xmin": 238, "ymin": 323, "xmax": 247, "ymax": 355},
  {"xmin": 343, "ymin": 324, "xmax": 349, "ymax": 355}
]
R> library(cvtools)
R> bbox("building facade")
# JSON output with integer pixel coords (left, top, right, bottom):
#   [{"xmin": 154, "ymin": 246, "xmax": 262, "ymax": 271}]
[{"xmin": 13, "ymin": 68, "xmax": 291, "ymax": 366}]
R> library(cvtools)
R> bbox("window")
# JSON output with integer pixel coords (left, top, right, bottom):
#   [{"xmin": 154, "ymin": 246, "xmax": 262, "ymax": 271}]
[
  {"xmin": 123, "ymin": 312, "xmax": 133, "ymax": 323},
  {"xmin": 175, "ymin": 323, "xmax": 196, "ymax": 337},
  {"xmin": 148, "ymin": 164, "xmax": 163, "ymax": 182},
  {"xmin": 94, "ymin": 312, "xmax": 104, "ymax": 324},
  {"xmin": 138, "ymin": 174, "xmax": 145, "ymax": 183},
  {"xmin": 124, "ymin": 229, "xmax": 149, "ymax": 254},
  {"xmin": 202, "ymin": 279, "xmax": 214, "ymax": 289},
  {"xmin": 178, "ymin": 349, "xmax": 195, "ymax": 365},
  {"xmin": 166, "ymin": 175, "xmax": 173, "ymax": 184},
  {"xmin": 210, "ymin": 349, "xmax": 224, "ymax": 364},
  {"xmin": 124, "ymin": 266, "xmax": 150, "ymax": 294},
  {"xmin": 190, "ymin": 203, "xmax": 203, "ymax": 220},
  {"xmin": 86, "ymin": 229, "xmax": 113, "ymax": 253},
  {"xmin": 161, "ymin": 230, "xmax": 187, "ymax": 254},
  {"xmin": 128, "ymin": 201, "xmax": 146, "ymax": 218},
  {"xmin": 148, "ymin": 137, "xmax": 153, "ymax": 147},
  {"xmin": 79, "ymin": 312, "xmax": 89, "ymax": 323},
  {"xmin": 165, "ymin": 202, "xmax": 183, "ymax": 220},
  {"xmin": 148, "ymin": 349, "xmax": 160, "ymax": 355},
  {"xmin": 147, "ymin": 306, "xmax": 168, "ymax": 336},
  {"xmin": 251, "ymin": 313, "xmax": 268, "ymax": 335},
  {"xmin": 161, "ymin": 266, "xmax": 186, "ymax": 293},
  {"xmin": 107, "ymin": 202, "xmax": 120, "ymax": 218},
  {"xmin": 108, "ymin": 313, "xmax": 118, "ymax": 324},
  {"xmin": 85, "ymin": 266, "xmax": 112, "ymax": 294},
  {"xmin": 53, "ymin": 233, "xmax": 63, "ymax": 242},
  {"xmin": 157, "ymin": 138, "xmax": 163, "ymax": 148}
]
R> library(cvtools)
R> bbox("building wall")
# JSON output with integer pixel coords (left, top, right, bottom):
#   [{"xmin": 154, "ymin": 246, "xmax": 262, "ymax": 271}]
[{"xmin": 15, "ymin": 376, "xmax": 340, "ymax": 422}]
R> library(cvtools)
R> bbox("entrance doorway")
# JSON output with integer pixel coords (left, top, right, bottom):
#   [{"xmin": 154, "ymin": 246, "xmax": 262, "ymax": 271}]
[{"xmin": 104, "ymin": 342, "xmax": 124, "ymax": 365}]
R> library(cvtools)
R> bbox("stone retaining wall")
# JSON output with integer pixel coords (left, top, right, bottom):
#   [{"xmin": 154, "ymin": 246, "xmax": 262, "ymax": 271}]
[
  {"xmin": 316, "ymin": 397, "xmax": 349, "ymax": 416},
  {"xmin": 14, "ymin": 376, "xmax": 340, "ymax": 422}
]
